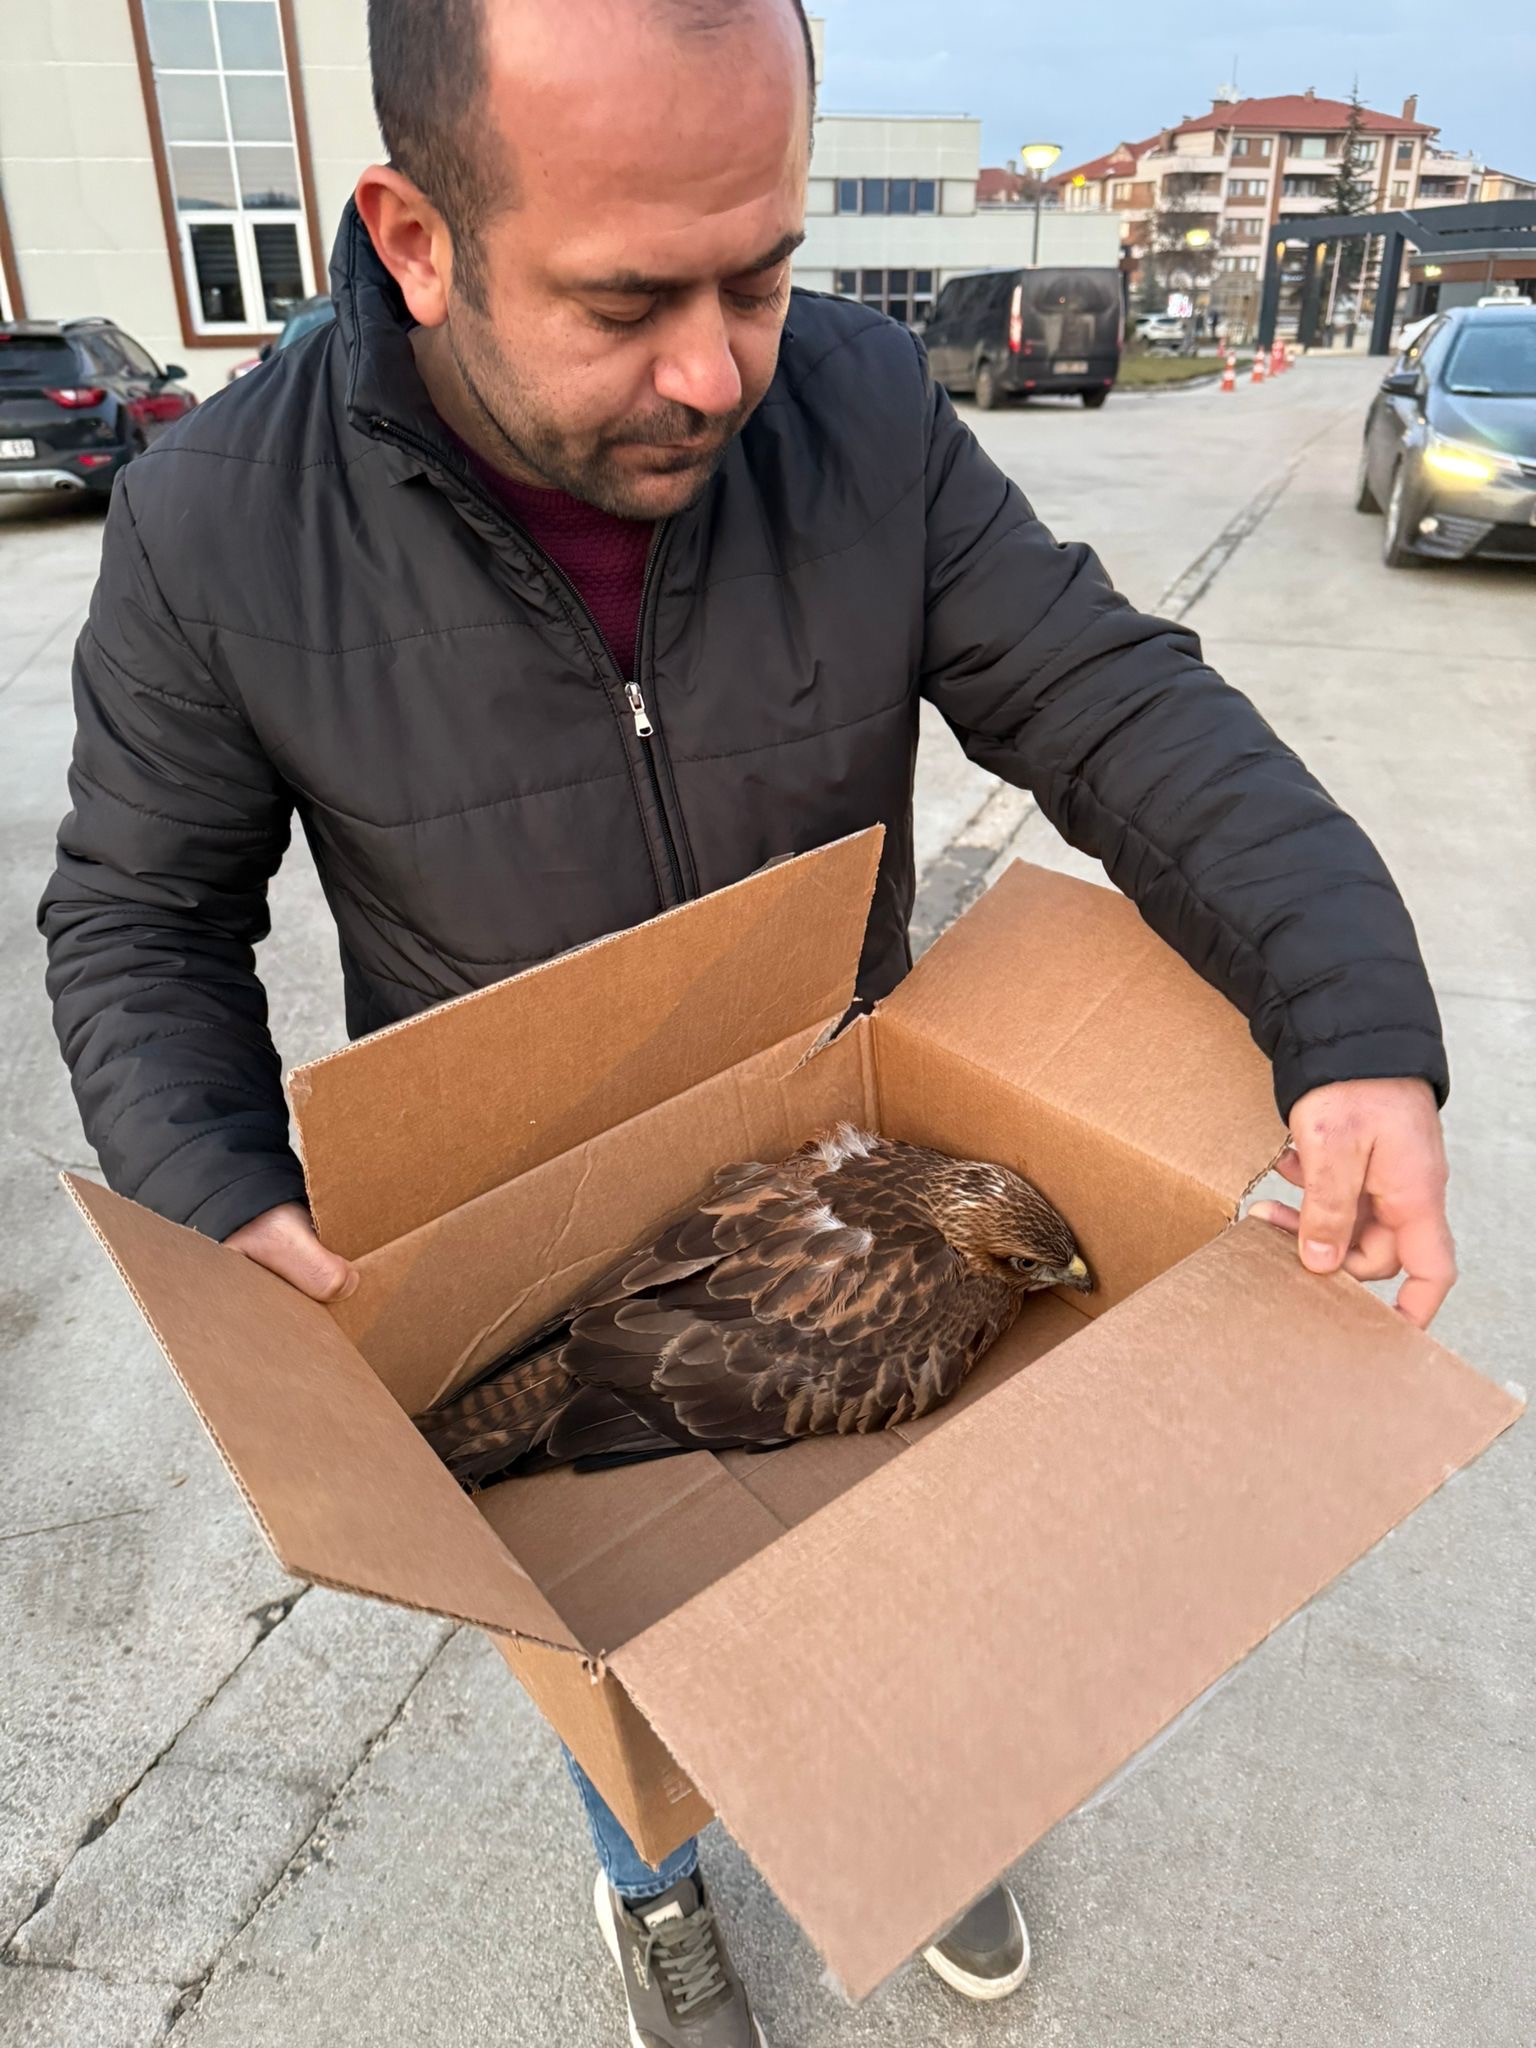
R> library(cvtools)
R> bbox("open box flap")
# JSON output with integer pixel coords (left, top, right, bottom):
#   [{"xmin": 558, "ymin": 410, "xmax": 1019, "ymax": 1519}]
[
  {"xmin": 880, "ymin": 863, "xmax": 1286, "ymax": 1209},
  {"xmin": 611, "ymin": 1222, "xmax": 1520, "ymax": 2000},
  {"xmin": 65, "ymin": 1175, "xmax": 581, "ymax": 1648},
  {"xmin": 290, "ymin": 830, "xmax": 884, "ymax": 1259}
]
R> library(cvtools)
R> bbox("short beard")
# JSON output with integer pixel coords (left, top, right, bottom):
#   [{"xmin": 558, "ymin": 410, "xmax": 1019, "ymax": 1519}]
[{"xmin": 446, "ymin": 300, "xmax": 751, "ymax": 520}]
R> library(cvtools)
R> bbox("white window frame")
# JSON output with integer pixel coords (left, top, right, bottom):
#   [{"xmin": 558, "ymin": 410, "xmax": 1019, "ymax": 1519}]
[
  {"xmin": 178, "ymin": 209, "xmax": 315, "ymax": 333},
  {"xmin": 147, "ymin": 0, "xmax": 314, "ymax": 335}
]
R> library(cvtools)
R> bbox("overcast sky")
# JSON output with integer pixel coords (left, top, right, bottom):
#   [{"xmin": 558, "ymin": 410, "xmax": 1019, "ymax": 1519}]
[{"xmin": 813, "ymin": 0, "xmax": 1535, "ymax": 181}]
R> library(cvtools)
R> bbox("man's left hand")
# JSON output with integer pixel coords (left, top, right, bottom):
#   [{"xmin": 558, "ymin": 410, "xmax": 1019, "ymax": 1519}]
[{"xmin": 1248, "ymin": 1077, "xmax": 1456, "ymax": 1330}]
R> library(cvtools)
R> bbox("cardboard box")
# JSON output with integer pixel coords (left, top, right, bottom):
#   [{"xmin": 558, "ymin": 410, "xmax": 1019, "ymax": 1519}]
[{"xmin": 68, "ymin": 829, "xmax": 1520, "ymax": 1998}]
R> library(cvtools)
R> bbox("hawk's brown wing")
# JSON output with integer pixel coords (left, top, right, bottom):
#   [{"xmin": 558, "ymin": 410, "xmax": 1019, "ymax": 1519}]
[{"xmin": 555, "ymin": 1139, "xmax": 1014, "ymax": 1446}]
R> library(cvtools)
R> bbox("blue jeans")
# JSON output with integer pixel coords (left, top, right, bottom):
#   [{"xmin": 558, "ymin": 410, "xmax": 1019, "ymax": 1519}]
[{"xmin": 563, "ymin": 1746, "xmax": 700, "ymax": 1901}]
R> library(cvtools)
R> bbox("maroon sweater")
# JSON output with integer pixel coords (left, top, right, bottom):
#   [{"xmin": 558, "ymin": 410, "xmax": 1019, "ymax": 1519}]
[{"xmin": 454, "ymin": 437, "xmax": 653, "ymax": 678}]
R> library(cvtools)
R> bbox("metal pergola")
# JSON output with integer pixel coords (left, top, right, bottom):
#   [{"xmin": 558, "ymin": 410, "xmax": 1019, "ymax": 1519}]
[{"xmin": 1257, "ymin": 200, "xmax": 1536, "ymax": 355}]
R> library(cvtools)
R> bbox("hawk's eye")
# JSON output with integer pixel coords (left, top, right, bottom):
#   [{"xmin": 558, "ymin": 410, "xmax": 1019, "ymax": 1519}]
[{"xmin": 1009, "ymin": 1256, "xmax": 1040, "ymax": 1274}]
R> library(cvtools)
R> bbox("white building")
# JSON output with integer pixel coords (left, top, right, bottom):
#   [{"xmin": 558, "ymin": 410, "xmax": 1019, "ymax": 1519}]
[
  {"xmin": 0, "ymin": 0, "xmax": 375, "ymax": 384},
  {"xmin": 798, "ymin": 18, "xmax": 1123, "ymax": 325},
  {"xmin": 0, "ymin": 4, "xmax": 1120, "ymax": 384}
]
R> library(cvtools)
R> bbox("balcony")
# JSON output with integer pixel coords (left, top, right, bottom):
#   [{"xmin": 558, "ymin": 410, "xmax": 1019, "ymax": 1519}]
[
  {"xmin": 1148, "ymin": 150, "xmax": 1228, "ymax": 176},
  {"xmin": 1283, "ymin": 154, "xmax": 1342, "ymax": 178}
]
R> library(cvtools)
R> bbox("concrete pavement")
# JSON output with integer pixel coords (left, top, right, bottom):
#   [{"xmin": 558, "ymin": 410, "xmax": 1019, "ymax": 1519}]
[{"xmin": 2, "ymin": 358, "xmax": 1532, "ymax": 2046}]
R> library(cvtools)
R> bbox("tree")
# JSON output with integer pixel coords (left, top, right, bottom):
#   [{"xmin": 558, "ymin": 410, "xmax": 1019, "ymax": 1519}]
[
  {"xmin": 1144, "ymin": 197, "xmax": 1219, "ymax": 309},
  {"xmin": 1326, "ymin": 85, "xmax": 1374, "ymax": 305}
]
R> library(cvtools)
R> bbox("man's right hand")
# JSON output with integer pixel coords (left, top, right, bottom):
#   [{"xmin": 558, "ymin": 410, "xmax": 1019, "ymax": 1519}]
[{"xmin": 224, "ymin": 1202, "xmax": 358, "ymax": 1303}]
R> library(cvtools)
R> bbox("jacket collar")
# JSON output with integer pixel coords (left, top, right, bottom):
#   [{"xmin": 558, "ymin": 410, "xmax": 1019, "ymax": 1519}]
[{"xmin": 329, "ymin": 200, "xmax": 473, "ymax": 474}]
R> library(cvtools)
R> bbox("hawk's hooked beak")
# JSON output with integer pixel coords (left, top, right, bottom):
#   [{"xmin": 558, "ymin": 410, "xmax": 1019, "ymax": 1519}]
[{"xmin": 1061, "ymin": 1254, "xmax": 1093, "ymax": 1293}]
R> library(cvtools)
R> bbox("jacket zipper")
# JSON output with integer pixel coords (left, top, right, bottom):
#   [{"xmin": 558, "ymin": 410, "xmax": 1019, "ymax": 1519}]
[
  {"xmin": 624, "ymin": 520, "xmax": 692, "ymax": 904},
  {"xmin": 368, "ymin": 414, "xmax": 694, "ymax": 909},
  {"xmin": 624, "ymin": 682, "xmax": 653, "ymax": 736}
]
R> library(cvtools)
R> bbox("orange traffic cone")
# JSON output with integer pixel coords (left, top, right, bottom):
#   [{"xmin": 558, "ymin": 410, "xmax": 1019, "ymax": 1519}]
[
  {"xmin": 1221, "ymin": 353, "xmax": 1237, "ymax": 393},
  {"xmin": 1251, "ymin": 349, "xmax": 1267, "ymax": 386},
  {"xmin": 1270, "ymin": 341, "xmax": 1286, "ymax": 376}
]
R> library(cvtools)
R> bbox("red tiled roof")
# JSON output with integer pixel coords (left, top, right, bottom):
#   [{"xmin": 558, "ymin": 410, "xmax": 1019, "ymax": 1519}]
[
  {"xmin": 1173, "ymin": 94, "xmax": 1435, "ymax": 137},
  {"xmin": 1047, "ymin": 135, "xmax": 1162, "ymax": 189}
]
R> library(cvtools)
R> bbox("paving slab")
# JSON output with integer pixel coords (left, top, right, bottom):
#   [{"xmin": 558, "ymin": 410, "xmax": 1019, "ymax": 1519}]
[
  {"xmin": 13, "ymin": 1593, "xmax": 452, "ymax": 1985},
  {"xmin": 0, "ymin": 1962, "xmax": 183, "ymax": 2048}
]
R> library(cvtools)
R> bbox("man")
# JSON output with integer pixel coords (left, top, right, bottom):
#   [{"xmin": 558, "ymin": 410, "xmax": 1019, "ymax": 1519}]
[{"xmin": 41, "ymin": 0, "xmax": 1456, "ymax": 2039}]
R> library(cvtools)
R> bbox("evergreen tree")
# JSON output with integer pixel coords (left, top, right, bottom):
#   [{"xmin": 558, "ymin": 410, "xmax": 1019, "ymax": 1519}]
[{"xmin": 1326, "ymin": 84, "xmax": 1374, "ymax": 306}]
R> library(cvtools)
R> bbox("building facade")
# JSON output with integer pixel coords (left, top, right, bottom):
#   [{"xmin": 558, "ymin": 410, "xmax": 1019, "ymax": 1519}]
[
  {"xmin": 1050, "ymin": 90, "xmax": 1535, "ymax": 332},
  {"xmin": 0, "ymin": 7, "xmax": 1121, "ymax": 371},
  {"xmin": 795, "ymin": 17, "xmax": 1122, "ymax": 321},
  {"xmin": 1053, "ymin": 91, "xmax": 1445, "ymax": 328},
  {"xmin": 0, "ymin": 0, "xmax": 376, "ymax": 381}
]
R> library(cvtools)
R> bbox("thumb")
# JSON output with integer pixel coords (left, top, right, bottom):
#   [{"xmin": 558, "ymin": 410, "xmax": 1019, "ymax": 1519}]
[{"xmin": 225, "ymin": 1201, "xmax": 359, "ymax": 1303}]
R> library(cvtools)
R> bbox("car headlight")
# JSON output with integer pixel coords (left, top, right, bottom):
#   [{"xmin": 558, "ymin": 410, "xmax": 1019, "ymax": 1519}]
[{"xmin": 1422, "ymin": 433, "xmax": 1520, "ymax": 485}]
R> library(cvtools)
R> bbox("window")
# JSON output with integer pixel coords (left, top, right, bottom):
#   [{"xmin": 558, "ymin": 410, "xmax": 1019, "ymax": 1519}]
[
  {"xmin": 1293, "ymin": 136, "xmax": 1330, "ymax": 160},
  {"xmin": 139, "ymin": 0, "xmax": 315, "ymax": 335},
  {"xmin": 1397, "ymin": 140, "xmax": 1415, "ymax": 165},
  {"xmin": 1445, "ymin": 320, "xmax": 1536, "ymax": 398},
  {"xmin": 835, "ymin": 179, "xmax": 938, "ymax": 216},
  {"xmin": 1350, "ymin": 139, "xmax": 1379, "ymax": 165},
  {"xmin": 1227, "ymin": 178, "xmax": 1267, "ymax": 199},
  {"xmin": 1112, "ymin": 181, "xmax": 1131, "ymax": 204},
  {"xmin": 1391, "ymin": 181, "xmax": 1409, "ymax": 206},
  {"xmin": 1232, "ymin": 136, "xmax": 1273, "ymax": 161},
  {"xmin": 113, "ymin": 329, "xmax": 164, "ymax": 377},
  {"xmin": 0, "ymin": 335, "xmax": 82, "ymax": 380},
  {"xmin": 833, "ymin": 268, "xmax": 935, "ymax": 326}
]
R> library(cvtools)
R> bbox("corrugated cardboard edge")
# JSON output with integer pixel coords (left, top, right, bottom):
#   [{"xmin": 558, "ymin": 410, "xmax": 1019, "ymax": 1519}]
[{"xmin": 61, "ymin": 1172, "xmax": 581, "ymax": 1651}]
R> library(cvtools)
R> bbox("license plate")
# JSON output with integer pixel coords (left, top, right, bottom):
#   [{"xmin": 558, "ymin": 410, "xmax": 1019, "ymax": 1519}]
[
  {"xmin": 1054, "ymin": 360, "xmax": 1089, "ymax": 376},
  {"xmin": 0, "ymin": 438, "xmax": 36, "ymax": 459}
]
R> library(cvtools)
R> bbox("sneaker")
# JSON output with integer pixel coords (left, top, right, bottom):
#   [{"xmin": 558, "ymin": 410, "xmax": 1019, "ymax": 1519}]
[
  {"xmin": 594, "ymin": 1868, "xmax": 768, "ymax": 2046},
  {"xmin": 921, "ymin": 1883, "xmax": 1031, "ymax": 2001}
]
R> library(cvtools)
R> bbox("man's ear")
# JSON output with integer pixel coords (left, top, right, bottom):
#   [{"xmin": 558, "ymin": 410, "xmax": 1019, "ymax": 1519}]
[{"xmin": 354, "ymin": 165, "xmax": 455, "ymax": 328}]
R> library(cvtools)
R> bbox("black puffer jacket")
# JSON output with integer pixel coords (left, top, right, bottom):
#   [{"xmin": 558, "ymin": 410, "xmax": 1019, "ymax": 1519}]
[{"xmin": 40, "ymin": 207, "xmax": 1446, "ymax": 1242}]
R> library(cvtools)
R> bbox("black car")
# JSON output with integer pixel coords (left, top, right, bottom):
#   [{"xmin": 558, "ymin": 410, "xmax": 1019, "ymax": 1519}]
[
  {"xmin": 0, "ymin": 319, "xmax": 197, "ymax": 500},
  {"xmin": 920, "ymin": 267, "xmax": 1124, "ymax": 410},
  {"xmin": 1356, "ymin": 303, "xmax": 1536, "ymax": 567}
]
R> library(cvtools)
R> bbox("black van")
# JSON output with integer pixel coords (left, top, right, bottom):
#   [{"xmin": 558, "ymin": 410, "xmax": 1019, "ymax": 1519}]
[{"xmin": 920, "ymin": 267, "xmax": 1124, "ymax": 410}]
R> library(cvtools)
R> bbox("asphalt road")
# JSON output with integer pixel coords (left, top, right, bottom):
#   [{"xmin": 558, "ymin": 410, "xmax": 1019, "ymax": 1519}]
[{"xmin": 2, "ymin": 357, "xmax": 1532, "ymax": 2047}]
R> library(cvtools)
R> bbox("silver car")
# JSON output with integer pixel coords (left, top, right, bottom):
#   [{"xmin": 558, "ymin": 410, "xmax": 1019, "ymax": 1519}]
[{"xmin": 1356, "ymin": 303, "xmax": 1536, "ymax": 568}]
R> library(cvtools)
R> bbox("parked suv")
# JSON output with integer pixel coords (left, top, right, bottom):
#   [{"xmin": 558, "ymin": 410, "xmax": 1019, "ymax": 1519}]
[
  {"xmin": 1356, "ymin": 302, "xmax": 1536, "ymax": 568},
  {"xmin": 921, "ymin": 267, "xmax": 1123, "ymax": 410},
  {"xmin": 0, "ymin": 319, "xmax": 196, "ymax": 498}
]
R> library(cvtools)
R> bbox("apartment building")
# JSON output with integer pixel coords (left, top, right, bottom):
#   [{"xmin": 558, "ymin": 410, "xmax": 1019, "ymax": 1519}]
[{"xmin": 1051, "ymin": 90, "xmax": 1449, "ymax": 319}]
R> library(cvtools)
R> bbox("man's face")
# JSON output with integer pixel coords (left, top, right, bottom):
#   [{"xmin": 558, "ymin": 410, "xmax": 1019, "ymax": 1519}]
[{"xmin": 436, "ymin": 3, "xmax": 809, "ymax": 520}]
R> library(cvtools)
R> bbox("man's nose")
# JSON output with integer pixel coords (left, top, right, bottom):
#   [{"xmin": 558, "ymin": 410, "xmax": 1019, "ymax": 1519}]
[{"xmin": 653, "ymin": 296, "xmax": 744, "ymax": 420}]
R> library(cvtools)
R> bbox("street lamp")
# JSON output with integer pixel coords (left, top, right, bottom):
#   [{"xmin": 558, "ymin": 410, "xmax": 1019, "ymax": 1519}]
[{"xmin": 1020, "ymin": 140, "xmax": 1063, "ymax": 266}]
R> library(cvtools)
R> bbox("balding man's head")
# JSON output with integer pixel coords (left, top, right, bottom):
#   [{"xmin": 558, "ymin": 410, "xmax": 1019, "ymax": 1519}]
[{"xmin": 368, "ymin": 0, "xmax": 815, "ymax": 307}]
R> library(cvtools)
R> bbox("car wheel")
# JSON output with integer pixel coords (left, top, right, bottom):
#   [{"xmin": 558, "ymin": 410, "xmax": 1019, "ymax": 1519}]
[
  {"xmin": 974, "ymin": 361, "xmax": 1002, "ymax": 411},
  {"xmin": 1082, "ymin": 390, "xmax": 1110, "ymax": 410},
  {"xmin": 1383, "ymin": 461, "xmax": 1425, "ymax": 569},
  {"xmin": 1354, "ymin": 440, "xmax": 1381, "ymax": 514}
]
